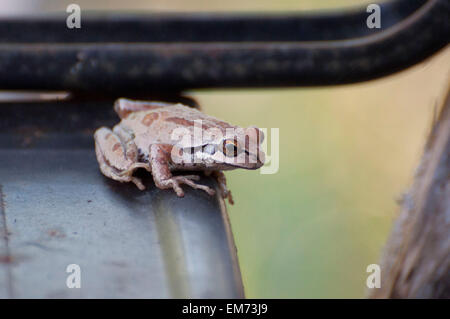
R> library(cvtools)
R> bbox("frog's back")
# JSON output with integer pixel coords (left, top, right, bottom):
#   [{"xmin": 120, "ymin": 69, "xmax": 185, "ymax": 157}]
[{"xmin": 120, "ymin": 103, "xmax": 236, "ymax": 146}]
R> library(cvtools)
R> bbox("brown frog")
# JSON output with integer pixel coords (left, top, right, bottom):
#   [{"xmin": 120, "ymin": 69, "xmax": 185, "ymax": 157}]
[{"xmin": 94, "ymin": 98, "xmax": 265, "ymax": 204}]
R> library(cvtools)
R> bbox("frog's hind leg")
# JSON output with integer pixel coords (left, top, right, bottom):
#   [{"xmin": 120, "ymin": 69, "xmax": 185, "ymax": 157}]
[
  {"xmin": 112, "ymin": 125, "xmax": 152, "ymax": 175},
  {"xmin": 94, "ymin": 127, "xmax": 149, "ymax": 190}
]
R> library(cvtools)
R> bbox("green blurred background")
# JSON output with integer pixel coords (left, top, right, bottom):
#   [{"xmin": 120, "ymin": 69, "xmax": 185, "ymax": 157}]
[
  {"xmin": 197, "ymin": 50, "xmax": 449, "ymax": 298},
  {"xmin": 7, "ymin": 0, "xmax": 449, "ymax": 298}
]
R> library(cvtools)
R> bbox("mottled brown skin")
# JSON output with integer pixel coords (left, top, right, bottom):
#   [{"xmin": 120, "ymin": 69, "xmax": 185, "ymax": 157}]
[{"xmin": 94, "ymin": 98, "xmax": 265, "ymax": 204}]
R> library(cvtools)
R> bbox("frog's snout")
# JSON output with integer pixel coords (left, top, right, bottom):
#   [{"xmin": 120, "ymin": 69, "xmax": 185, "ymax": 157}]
[
  {"xmin": 258, "ymin": 150, "xmax": 266, "ymax": 166},
  {"xmin": 245, "ymin": 150, "xmax": 265, "ymax": 169}
]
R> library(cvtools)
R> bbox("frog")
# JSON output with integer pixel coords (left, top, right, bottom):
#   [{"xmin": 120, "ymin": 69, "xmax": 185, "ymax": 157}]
[{"xmin": 94, "ymin": 98, "xmax": 265, "ymax": 204}]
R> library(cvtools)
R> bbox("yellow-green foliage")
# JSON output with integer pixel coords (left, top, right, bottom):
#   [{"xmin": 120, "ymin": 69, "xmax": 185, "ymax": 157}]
[{"xmin": 195, "ymin": 49, "xmax": 450, "ymax": 298}]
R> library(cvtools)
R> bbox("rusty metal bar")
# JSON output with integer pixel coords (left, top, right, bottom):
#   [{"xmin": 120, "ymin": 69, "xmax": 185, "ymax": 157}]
[
  {"xmin": 0, "ymin": 0, "xmax": 426, "ymax": 43},
  {"xmin": 0, "ymin": 0, "xmax": 447, "ymax": 93}
]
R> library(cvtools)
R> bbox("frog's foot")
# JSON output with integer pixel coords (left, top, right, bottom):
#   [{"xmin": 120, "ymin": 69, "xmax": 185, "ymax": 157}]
[
  {"xmin": 97, "ymin": 160, "xmax": 146, "ymax": 191},
  {"xmin": 211, "ymin": 171, "xmax": 234, "ymax": 205},
  {"xmin": 118, "ymin": 163, "xmax": 152, "ymax": 190},
  {"xmin": 149, "ymin": 144, "xmax": 215, "ymax": 197},
  {"xmin": 129, "ymin": 177, "xmax": 145, "ymax": 190},
  {"xmin": 219, "ymin": 186, "xmax": 234, "ymax": 205},
  {"xmin": 118, "ymin": 162, "xmax": 152, "ymax": 176},
  {"xmin": 159, "ymin": 175, "xmax": 216, "ymax": 197}
]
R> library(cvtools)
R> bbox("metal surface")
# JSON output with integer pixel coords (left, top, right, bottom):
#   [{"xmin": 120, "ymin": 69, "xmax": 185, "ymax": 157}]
[
  {"xmin": 0, "ymin": 100, "xmax": 244, "ymax": 298},
  {"xmin": 0, "ymin": 0, "xmax": 448, "ymax": 92}
]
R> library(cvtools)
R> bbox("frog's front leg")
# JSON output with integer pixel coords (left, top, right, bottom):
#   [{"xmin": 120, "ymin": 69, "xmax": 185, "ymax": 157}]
[
  {"xmin": 94, "ymin": 127, "xmax": 150, "ymax": 190},
  {"xmin": 149, "ymin": 144, "xmax": 215, "ymax": 197}
]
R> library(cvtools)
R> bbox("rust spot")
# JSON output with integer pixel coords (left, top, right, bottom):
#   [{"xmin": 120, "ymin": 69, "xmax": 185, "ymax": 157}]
[
  {"xmin": 14, "ymin": 127, "xmax": 46, "ymax": 148},
  {"xmin": 47, "ymin": 229, "xmax": 66, "ymax": 239},
  {"xmin": 0, "ymin": 255, "xmax": 14, "ymax": 264},
  {"xmin": 142, "ymin": 112, "xmax": 159, "ymax": 126}
]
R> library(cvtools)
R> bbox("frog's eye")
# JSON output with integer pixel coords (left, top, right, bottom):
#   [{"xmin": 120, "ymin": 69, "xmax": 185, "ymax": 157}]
[{"xmin": 222, "ymin": 139, "xmax": 239, "ymax": 157}]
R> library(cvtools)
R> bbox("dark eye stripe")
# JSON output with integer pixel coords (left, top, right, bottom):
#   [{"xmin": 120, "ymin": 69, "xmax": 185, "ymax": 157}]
[{"xmin": 202, "ymin": 144, "xmax": 216, "ymax": 155}]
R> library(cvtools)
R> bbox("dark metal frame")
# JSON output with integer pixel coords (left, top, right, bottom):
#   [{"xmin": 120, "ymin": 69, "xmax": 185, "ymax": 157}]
[
  {"xmin": 0, "ymin": 0, "xmax": 448, "ymax": 93},
  {"xmin": 0, "ymin": 0, "xmax": 428, "ymax": 43}
]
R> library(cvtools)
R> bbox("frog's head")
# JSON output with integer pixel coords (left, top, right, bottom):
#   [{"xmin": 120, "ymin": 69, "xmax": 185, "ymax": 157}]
[
  {"xmin": 213, "ymin": 126, "xmax": 265, "ymax": 170},
  {"xmin": 172, "ymin": 126, "xmax": 265, "ymax": 170}
]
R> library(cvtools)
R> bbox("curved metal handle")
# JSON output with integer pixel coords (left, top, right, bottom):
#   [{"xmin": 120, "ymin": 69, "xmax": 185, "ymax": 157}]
[{"xmin": 0, "ymin": 0, "xmax": 447, "ymax": 92}]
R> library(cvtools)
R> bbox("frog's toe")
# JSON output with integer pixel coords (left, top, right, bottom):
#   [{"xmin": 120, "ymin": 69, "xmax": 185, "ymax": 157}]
[
  {"xmin": 194, "ymin": 185, "xmax": 215, "ymax": 196},
  {"xmin": 131, "ymin": 177, "xmax": 146, "ymax": 190},
  {"xmin": 173, "ymin": 175, "xmax": 215, "ymax": 196},
  {"xmin": 180, "ymin": 175, "xmax": 200, "ymax": 181},
  {"xmin": 190, "ymin": 182, "xmax": 216, "ymax": 196},
  {"xmin": 169, "ymin": 180, "xmax": 185, "ymax": 197},
  {"xmin": 223, "ymin": 190, "xmax": 234, "ymax": 205}
]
